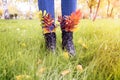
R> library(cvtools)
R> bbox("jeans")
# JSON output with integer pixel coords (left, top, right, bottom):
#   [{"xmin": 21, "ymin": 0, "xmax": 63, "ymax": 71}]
[{"xmin": 38, "ymin": 0, "xmax": 77, "ymax": 18}]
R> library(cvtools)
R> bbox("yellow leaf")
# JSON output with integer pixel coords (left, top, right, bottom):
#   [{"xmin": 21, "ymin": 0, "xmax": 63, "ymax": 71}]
[
  {"xmin": 43, "ymin": 10, "xmax": 47, "ymax": 16},
  {"xmin": 61, "ymin": 69, "xmax": 70, "ymax": 76},
  {"xmin": 37, "ymin": 67, "xmax": 46, "ymax": 76},
  {"xmin": 76, "ymin": 65, "xmax": 83, "ymax": 72},
  {"xmin": 16, "ymin": 75, "xmax": 31, "ymax": 80},
  {"xmin": 82, "ymin": 43, "xmax": 88, "ymax": 49},
  {"xmin": 38, "ymin": 10, "xmax": 43, "ymax": 20},
  {"xmin": 63, "ymin": 52, "xmax": 69, "ymax": 60},
  {"xmin": 36, "ymin": 59, "xmax": 42, "ymax": 66},
  {"xmin": 21, "ymin": 43, "xmax": 26, "ymax": 47},
  {"xmin": 77, "ymin": 39, "xmax": 83, "ymax": 44},
  {"xmin": 43, "ymin": 28, "xmax": 56, "ymax": 34},
  {"xmin": 39, "ymin": 67, "xmax": 46, "ymax": 73},
  {"xmin": 71, "ymin": 26, "xmax": 79, "ymax": 32},
  {"xmin": 43, "ymin": 28, "xmax": 49, "ymax": 34}
]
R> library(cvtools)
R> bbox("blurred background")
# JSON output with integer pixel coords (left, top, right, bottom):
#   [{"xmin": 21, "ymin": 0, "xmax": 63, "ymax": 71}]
[{"xmin": 0, "ymin": 0, "xmax": 120, "ymax": 20}]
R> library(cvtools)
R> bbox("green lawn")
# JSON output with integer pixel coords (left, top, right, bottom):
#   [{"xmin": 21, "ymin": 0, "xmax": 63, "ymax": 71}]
[{"xmin": 0, "ymin": 19, "xmax": 120, "ymax": 80}]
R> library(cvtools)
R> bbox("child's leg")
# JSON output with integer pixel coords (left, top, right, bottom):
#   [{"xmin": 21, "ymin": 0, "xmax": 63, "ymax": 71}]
[
  {"xmin": 38, "ymin": 0, "xmax": 56, "ymax": 52},
  {"xmin": 61, "ymin": 0, "xmax": 77, "ymax": 16},
  {"xmin": 60, "ymin": 0, "xmax": 77, "ymax": 56},
  {"xmin": 38, "ymin": 0, "xmax": 55, "ymax": 18}
]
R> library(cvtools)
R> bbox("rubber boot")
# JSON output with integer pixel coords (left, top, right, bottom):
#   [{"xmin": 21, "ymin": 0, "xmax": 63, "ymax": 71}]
[
  {"xmin": 62, "ymin": 30, "xmax": 75, "ymax": 56},
  {"xmin": 40, "ymin": 13, "xmax": 56, "ymax": 52},
  {"xmin": 58, "ymin": 10, "xmax": 82, "ymax": 56},
  {"xmin": 44, "ymin": 32, "xmax": 56, "ymax": 52}
]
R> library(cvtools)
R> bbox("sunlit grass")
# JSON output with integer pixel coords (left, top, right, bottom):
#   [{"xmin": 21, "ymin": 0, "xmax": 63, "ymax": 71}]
[{"xmin": 0, "ymin": 19, "xmax": 120, "ymax": 80}]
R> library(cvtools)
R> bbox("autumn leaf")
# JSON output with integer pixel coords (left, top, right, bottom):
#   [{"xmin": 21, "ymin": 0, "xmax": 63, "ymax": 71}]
[
  {"xmin": 36, "ymin": 59, "xmax": 42, "ymax": 66},
  {"xmin": 82, "ymin": 43, "xmax": 88, "ymax": 49},
  {"xmin": 36, "ymin": 67, "xmax": 46, "ymax": 76},
  {"xmin": 38, "ymin": 67, "xmax": 46, "ymax": 74},
  {"xmin": 61, "ymin": 69, "xmax": 71, "ymax": 76},
  {"xmin": 70, "ymin": 9, "xmax": 82, "ymax": 25},
  {"xmin": 38, "ymin": 10, "xmax": 56, "ymax": 34},
  {"xmin": 78, "ymin": 39, "xmax": 83, "ymax": 44},
  {"xmin": 20, "ymin": 43, "xmax": 26, "ymax": 48},
  {"xmin": 42, "ymin": 13, "xmax": 56, "ymax": 34},
  {"xmin": 58, "ymin": 10, "xmax": 82, "ymax": 32},
  {"xmin": 16, "ymin": 75, "xmax": 31, "ymax": 80},
  {"xmin": 76, "ymin": 65, "xmax": 83, "ymax": 72},
  {"xmin": 38, "ymin": 10, "xmax": 43, "ymax": 21}
]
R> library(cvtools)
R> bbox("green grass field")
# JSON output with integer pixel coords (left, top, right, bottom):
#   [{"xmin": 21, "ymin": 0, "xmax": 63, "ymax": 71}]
[{"xmin": 0, "ymin": 19, "xmax": 120, "ymax": 80}]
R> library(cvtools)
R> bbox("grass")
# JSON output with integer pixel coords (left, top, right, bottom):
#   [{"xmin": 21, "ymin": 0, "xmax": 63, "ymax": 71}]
[{"xmin": 0, "ymin": 19, "xmax": 120, "ymax": 80}]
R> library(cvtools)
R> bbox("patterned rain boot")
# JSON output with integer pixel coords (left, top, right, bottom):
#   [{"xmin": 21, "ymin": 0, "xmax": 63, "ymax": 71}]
[
  {"xmin": 39, "ymin": 11, "xmax": 56, "ymax": 52},
  {"xmin": 58, "ymin": 10, "xmax": 82, "ymax": 56},
  {"xmin": 62, "ymin": 31, "xmax": 75, "ymax": 56},
  {"xmin": 44, "ymin": 32, "xmax": 56, "ymax": 52}
]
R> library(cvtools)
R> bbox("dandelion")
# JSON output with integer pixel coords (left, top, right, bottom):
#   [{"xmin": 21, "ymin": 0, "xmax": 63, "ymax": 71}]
[
  {"xmin": 63, "ymin": 52, "xmax": 69, "ymax": 59},
  {"xmin": 60, "ymin": 69, "xmax": 71, "ymax": 76}
]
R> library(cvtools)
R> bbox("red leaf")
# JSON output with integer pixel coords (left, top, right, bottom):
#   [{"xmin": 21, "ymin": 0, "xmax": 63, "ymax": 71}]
[{"xmin": 70, "ymin": 9, "xmax": 82, "ymax": 25}]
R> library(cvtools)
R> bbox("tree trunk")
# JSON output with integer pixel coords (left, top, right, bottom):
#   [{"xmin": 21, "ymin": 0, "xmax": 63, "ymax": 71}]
[
  {"xmin": 2, "ymin": 0, "xmax": 9, "ymax": 19},
  {"xmin": 107, "ymin": 0, "xmax": 110, "ymax": 17},
  {"xmin": 93, "ymin": 0, "xmax": 101, "ymax": 21},
  {"xmin": 110, "ymin": 7, "xmax": 114, "ymax": 17},
  {"xmin": 90, "ymin": 6, "xmax": 93, "ymax": 19},
  {"xmin": 28, "ymin": 0, "xmax": 33, "ymax": 19},
  {"xmin": 87, "ymin": 0, "xmax": 93, "ymax": 19}
]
